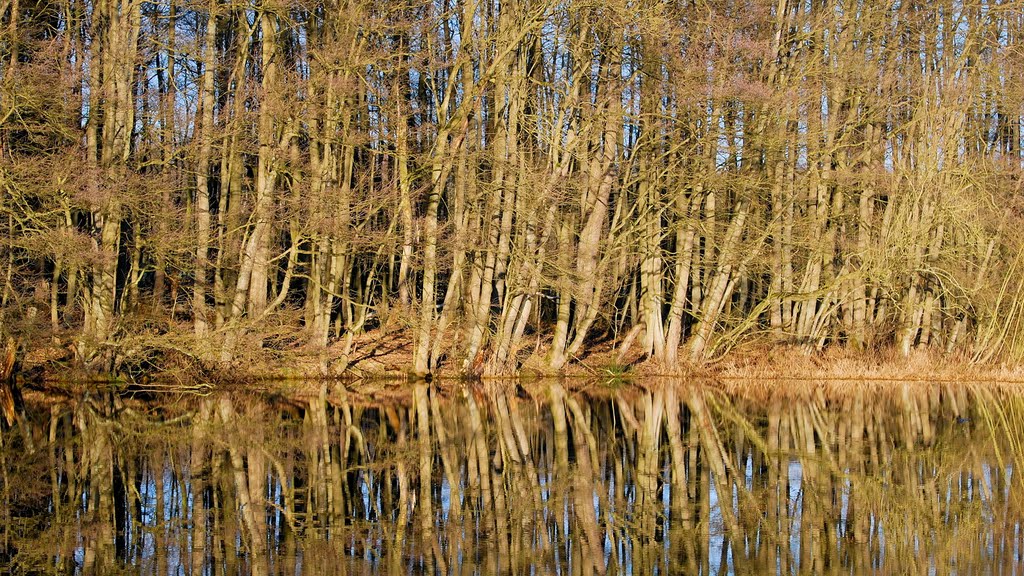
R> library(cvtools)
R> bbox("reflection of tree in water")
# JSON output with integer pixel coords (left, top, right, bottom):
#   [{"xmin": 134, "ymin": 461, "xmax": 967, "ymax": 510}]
[{"xmin": 1, "ymin": 381, "xmax": 1023, "ymax": 574}]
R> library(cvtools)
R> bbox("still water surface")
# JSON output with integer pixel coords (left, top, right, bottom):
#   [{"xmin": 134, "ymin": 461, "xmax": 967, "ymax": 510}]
[{"xmin": 1, "ymin": 379, "xmax": 1023, "ymax": 574}]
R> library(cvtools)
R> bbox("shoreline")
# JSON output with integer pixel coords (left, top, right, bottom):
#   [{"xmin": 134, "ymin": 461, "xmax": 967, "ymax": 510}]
[
  {"xmin": 14, "ymin": 328, "xmax": 1024, "ymax": 396},
  {"xmin": 19, "ymin": 368, "xmax": 1024, "ymax": 415}
]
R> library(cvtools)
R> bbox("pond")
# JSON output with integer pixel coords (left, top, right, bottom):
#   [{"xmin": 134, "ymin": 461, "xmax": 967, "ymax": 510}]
[{"xmin": 1, "ymin": 379, "xmax": 1022, "ymax": 574}]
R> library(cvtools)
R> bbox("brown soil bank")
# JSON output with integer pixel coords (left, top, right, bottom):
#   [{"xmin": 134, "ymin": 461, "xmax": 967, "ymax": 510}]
[{"xmin": 13, "ymin": 326, "xmax": 1024, "ymax": 389}]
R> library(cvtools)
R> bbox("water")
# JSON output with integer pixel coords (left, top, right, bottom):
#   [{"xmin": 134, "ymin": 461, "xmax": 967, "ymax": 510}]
[{"xmin": 1, "ymin": 379, "xmax": 1023, "ymax": 574}]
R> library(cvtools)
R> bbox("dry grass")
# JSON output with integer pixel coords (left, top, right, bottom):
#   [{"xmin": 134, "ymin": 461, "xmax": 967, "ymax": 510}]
[
  {"xmin": 710, "ymin": 343, "xmax": 1024, "ymax": 384},
  {"xmin": 22, "ymin": 322, "xmax": 1024, "ymax": 391}
]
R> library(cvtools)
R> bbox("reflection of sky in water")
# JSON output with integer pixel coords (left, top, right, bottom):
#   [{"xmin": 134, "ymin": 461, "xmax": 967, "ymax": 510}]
[{"xmin": 789, "ymin": 459, "xmax": 803, "ymax": 568}]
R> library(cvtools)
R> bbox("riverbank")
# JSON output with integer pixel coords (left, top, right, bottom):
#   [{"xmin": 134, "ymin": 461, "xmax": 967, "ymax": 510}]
[{"xmin": 13, "ymin": 324, "xmax": 1024, "ymax": 392}]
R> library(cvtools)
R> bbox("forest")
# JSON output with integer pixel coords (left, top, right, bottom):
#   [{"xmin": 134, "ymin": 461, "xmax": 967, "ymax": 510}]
[{"xmin": 2, "ymin": 0, "xmax": 1024, "ymax": 377}]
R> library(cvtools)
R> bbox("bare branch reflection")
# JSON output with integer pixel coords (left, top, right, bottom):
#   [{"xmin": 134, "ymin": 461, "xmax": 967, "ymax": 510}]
[{"xmin": 3, "ymin": 380, "xmax": 1024, "ymax": 574}]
